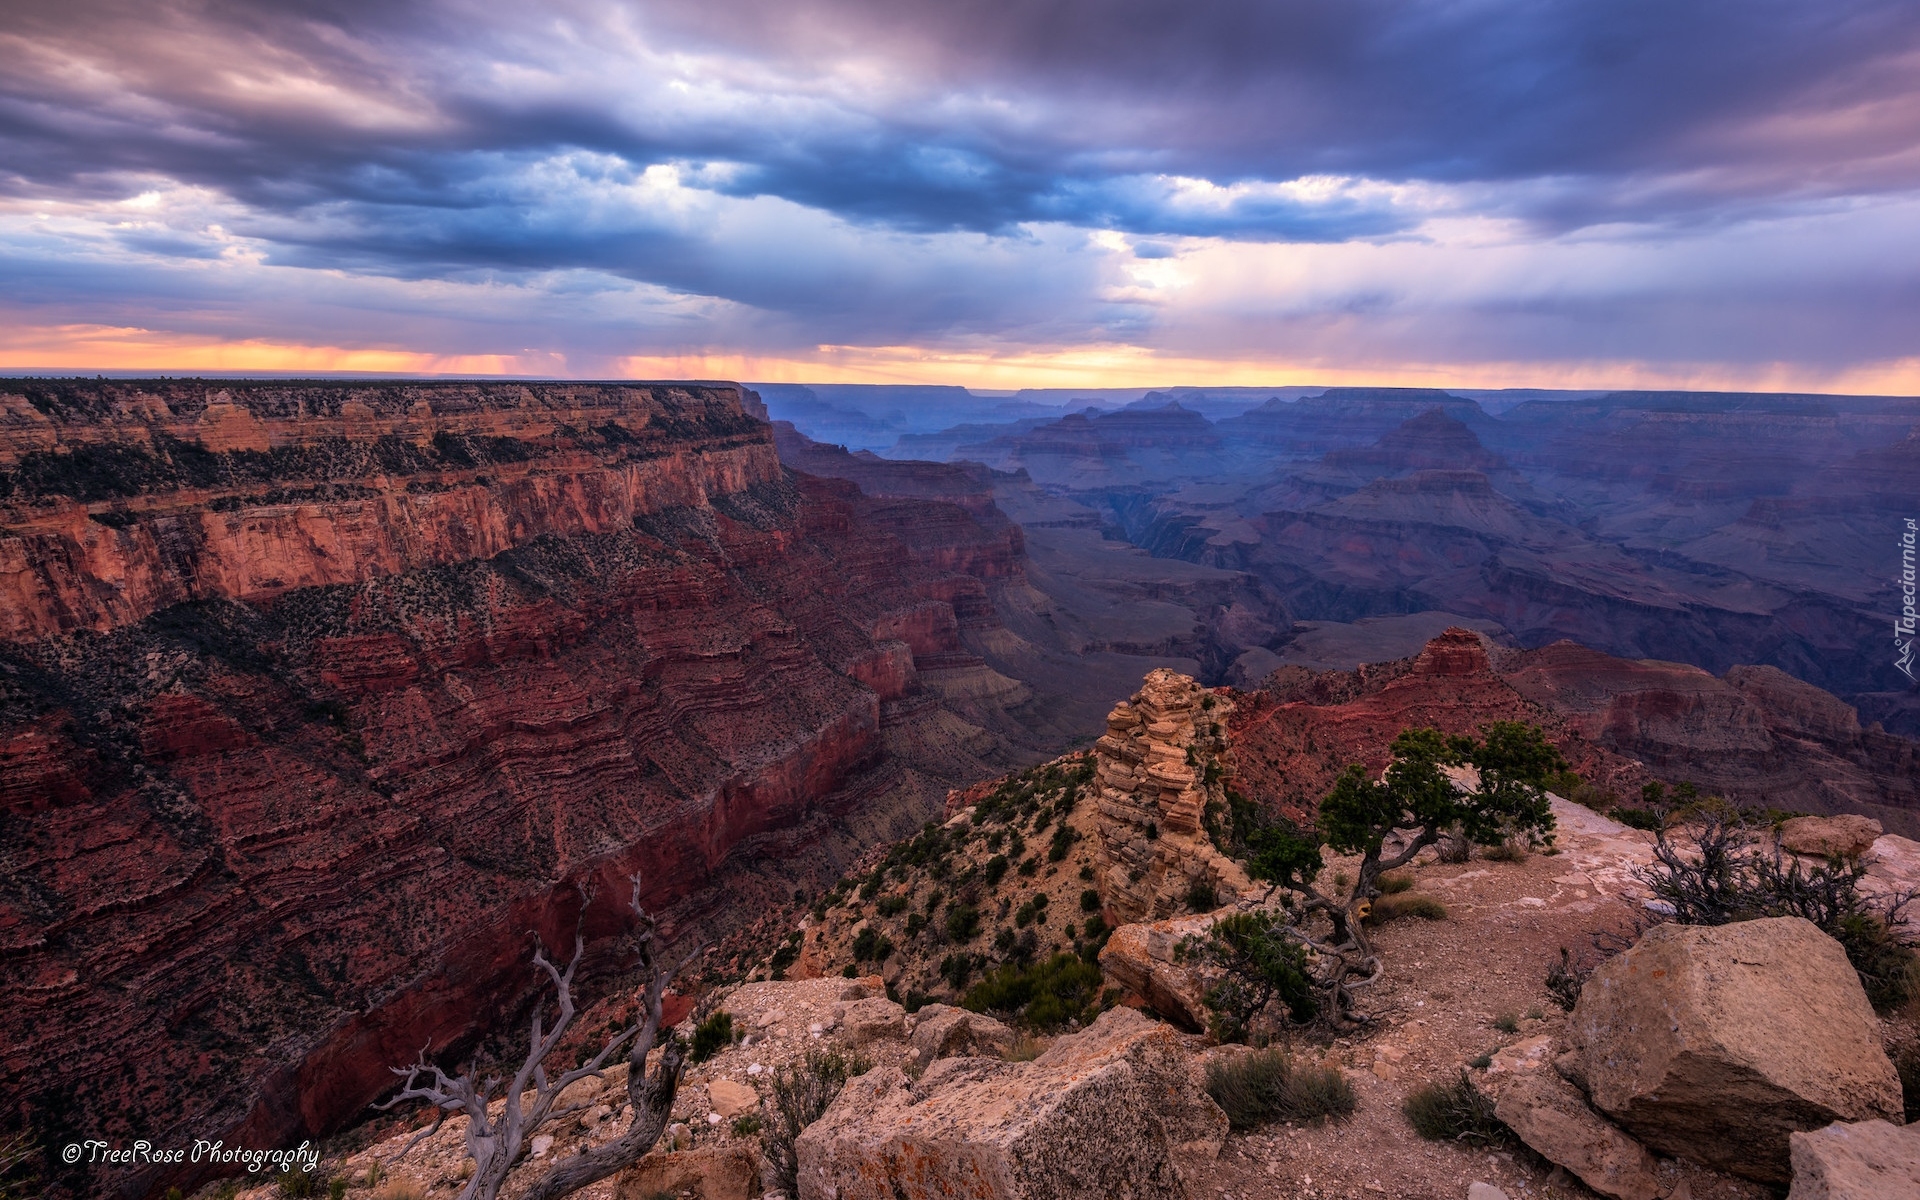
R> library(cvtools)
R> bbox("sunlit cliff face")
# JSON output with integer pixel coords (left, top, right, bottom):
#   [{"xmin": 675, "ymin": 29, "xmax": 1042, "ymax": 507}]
[{"xmin": 3, "ymin": 0, "xmax": 1920, "ymax": 387}]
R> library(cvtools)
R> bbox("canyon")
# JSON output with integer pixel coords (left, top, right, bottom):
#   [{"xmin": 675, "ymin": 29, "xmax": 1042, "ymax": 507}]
[
  {"xmin": 0, "ymin": 380, "xmax": 1082, "ymax": 1199},
  {"xmin": 3, "ymin": 379, "xmax": 1916, "ymax": 1200},
  {"xmin": 808, "ymin": 386, "xmax": 1920, "ymax": 737}
]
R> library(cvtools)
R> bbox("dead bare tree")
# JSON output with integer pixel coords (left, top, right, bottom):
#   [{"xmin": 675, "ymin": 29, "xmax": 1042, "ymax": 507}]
[{"xmin": 378, "ymin": 873, "xmax": 699, "ymax": 1200}]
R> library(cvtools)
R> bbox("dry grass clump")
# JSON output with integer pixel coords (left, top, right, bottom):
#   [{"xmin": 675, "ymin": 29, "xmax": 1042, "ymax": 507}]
[
  {"xmin": 1369, "ymin": 893, "xmax": 1447, "ymax": 922},
  {"xmin": 1375, "ymin": 872, "xmax": 1415, "ymax": 895},
  {"xmin": 372, "ymin": 1182, "xmax": 427, "ymax": 1200},
  {"xmin": 1403, "ymin": 1071, "xmax": 1505, "ymax": 1144},
  {"xmin": 1204, "ymin": 1049, "xmax": 1357, "ymax": 1131}
]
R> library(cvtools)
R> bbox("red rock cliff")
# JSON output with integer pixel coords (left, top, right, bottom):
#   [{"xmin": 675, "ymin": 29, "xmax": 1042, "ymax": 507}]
[{"xmin": 0, "ymin": 380, "xmax": 1032, "ymax": 1199}]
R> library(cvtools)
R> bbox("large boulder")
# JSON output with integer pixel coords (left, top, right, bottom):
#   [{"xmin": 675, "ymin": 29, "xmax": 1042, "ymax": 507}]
[
  {"xmin": 1778, "ymin": 815, "xmax": 1883, "ymax": 860},
  {"xmin": 906, "ymin": 1004, "xmax": 1016, "ymax": 1069},
  {"xmin": 1570, "ymin": 917, "xmax": 1902, "ymax": 1182},
  {"xmin": 795, "ymin": 1007, "xmax": 1226, "ymax": 1200},
  {"xmin": 1097, "ymin": 911, "xmax": 1219, "ymax": 1030},
  {"xmin": 1491, "ymin": 1071, "xmax": 1661, "ymax": 1200},
  {"xmin": 1787, "ymin": 1119, "xmax": 1920, "ymax": 1200}
]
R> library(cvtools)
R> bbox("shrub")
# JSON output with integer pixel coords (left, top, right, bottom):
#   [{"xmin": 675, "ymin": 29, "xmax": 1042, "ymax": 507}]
[
  {"xmin": 984, "ymin": 854, "xmax": 1009, "ymax": 886},
  {"xmin": 372, "ymin": 1184, "xmax": 426, "ymax": 1200},
  {"xmin": 1545, "ymin": 947, "xmax": 1582, "ymax": 1012},
  {"xmin": 1048, "ymin": 825, "xmax": 1076, "ymax": 862},
  {"xmin": 1204, "ymin": 1050, "xmax": 1357, "ymax": 1130},
  {"xmin": 277, "ymin": 1172, "xmax": 319, "ymax": 1198},
  {"xmin": 939, "ymin": 952, "xmax": 975, "ymax": 991},
  {"xmin": 690, "ymin": 1010, "xmax": 735, "ymax": 1062},
  {"xmin": 1368, "ymin": 894, "xmax": 1447, "ymax": 923},
  {"xmin": 329, "ymin": 1180, "xmax": 349, "ymax": 1200},
  {"xmin": 1376, "ymin": 872, "xmax": 1415, "ymax": 895},
  {"xmin": 1188, "ymin": 911, "xmax": 1317, "ymax": 1041},
  {"xmin": 876, "ymin": 894, "xmax": 909, "ymax": 917},
  {"xmin": 1611, "ymin": 806, "xmax": 1664, "ymax": 831},
  {"xmin": 731, "ymin": 1113, "xmax": 763, "ymax": 1137},
  {"xmin": 1483, "ymin": 841, "xmax": 1527, "ymax": 863},
  {"xmin": 1403, "ymin": 1072, "xmax": 1505, "ymax": 1144},
  {"xmin": 1187, "ymin": 878, "xmax": 1218, "ymax": 911},
  {"xmin": 770, "ymin": 933, "xmax": 802, "ymax": 977},
  {"xmin": 1493, "ymin": 1012, "xmax": 1519, "ymax": 1033},
  {"xmin": 1640, "ymin": 816, "xmax": 1920, "ymax": 1010},
  {"xmin": 763, "ymin": 1048, "xmax": 872, "ymax": 1196},
  {"xmin": 1017, "ymin": 857, "xmax": 1039, "ymax": 877},
  {"xmin": 1083, "ymin": 914, "xmax": 1106, "ymax": 938},
  {"xmin": 904, "ymin": 912, "xmax": 926, "ymax": 938},
  {"xmin": 1896, "ymin": 1042, "xmax": 1920, "ymax": 1123},
  {"xmin": 1079, "ymin": 864, "xmax": 1096, "ymax": 882},
  {"xmin": 962, "ymin": 953, "xmax": 1103, "ymax": 1030},
  {"xmin": 1002, "ymin": 1032, "xmax": 1045, "ymax": 1061},
  {"xmin": 946, "ymin": 903, "xmax": 981, "ymax": 942},
  {"xmin": 851, "ymin": 926, "xmax": 893, "ymax": 963},
  {"xmin": 1080, "ymin": 888, "xmax": 1101, "ymax": 912}
]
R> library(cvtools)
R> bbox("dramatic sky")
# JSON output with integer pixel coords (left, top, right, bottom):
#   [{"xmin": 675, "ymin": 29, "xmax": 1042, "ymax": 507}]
[{"xmin": 4, "ymin": 0, "xmax": 1920, "ymax": 387}]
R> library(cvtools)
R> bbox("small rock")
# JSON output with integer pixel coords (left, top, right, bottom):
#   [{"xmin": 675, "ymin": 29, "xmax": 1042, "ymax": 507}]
[
  {"xmin": 615, "ymin": 1144, "xmax": 761, "ymax": 1200},
  {"xmin": 1787, "ymin": 1118, "xmax": 1920, "ymax": 1200},
  {"xmin": 1778, "ymin": 815, "xmax": 1882, "ymax": 860},
  {"xmin": 530, "ymin": 1134, "xmax": 554, "ymax": 1158},
  {"xmin": 1485, "ymin": 1035, "xmax": 1554, "ymax": 1078},
  {"xmin": 707, "ymin": 1078, "xmax": 759, "ymax": 1118},
  {"xmin": 586, "ymin": 1104, "xmax": 612, "ymax": 1124},
  {"xmin": 1468, "ymin": 1184, "xmax": 1510, "ymax": 1200},
  {"xmin": 748, "ymin": 1062, "xmax": 763, "ymax": 1076},
  {"xmin": 667, "ymin": 1122, "xmax": 693, "ymax": 1150},
  {"xmin": 707, "ymin": 1111, "xmax": 723, "ymax": 1125}
]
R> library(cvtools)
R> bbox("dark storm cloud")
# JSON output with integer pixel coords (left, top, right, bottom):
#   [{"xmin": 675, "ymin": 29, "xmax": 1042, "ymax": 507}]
[
  {"xmin": 5, "ymin": 0, "xmax": 1918, "ymax": 244},
  {"xmin": 3, "ymin": 0, "xmax": 1919, "ymax": 374}
]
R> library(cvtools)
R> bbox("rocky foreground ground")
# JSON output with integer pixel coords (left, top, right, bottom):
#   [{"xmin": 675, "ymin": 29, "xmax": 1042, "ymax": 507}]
[{"xmin": 206, "ymin": 769, "xmax": 1920, "ymax": 1200}]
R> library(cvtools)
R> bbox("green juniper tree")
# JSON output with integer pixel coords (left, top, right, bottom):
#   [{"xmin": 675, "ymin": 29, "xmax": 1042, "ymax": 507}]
[{"xmin": 1195, "ymin": 723, "xmax": 1564, "ymax": 1031}]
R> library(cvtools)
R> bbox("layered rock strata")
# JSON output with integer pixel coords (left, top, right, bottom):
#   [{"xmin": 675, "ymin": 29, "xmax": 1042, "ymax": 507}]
[
  {"xmin": 0, "ymin": 379, "xmax": 1037, "ymax": 1199},
  {"xmin": 1229, "ymin": 627, "xmax": 1920, "ymax": 836},
  {"xmin": 1092, "ymin": 669, "xmax": 1251, "ymax": 924}
]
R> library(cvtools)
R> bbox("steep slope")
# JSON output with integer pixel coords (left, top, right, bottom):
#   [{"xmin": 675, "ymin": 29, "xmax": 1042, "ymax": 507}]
[
  {"xmin": 773, "ymin": 423, "xmax": 1294, "ymax": 701},
  {"xmin": 0, "ymin": 379, "xmax": 1044, "ymax": 1199}
]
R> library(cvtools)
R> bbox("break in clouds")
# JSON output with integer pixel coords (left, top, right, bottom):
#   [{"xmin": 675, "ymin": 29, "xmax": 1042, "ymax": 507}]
[{"xmin": 3, "ymin": 0, "xmax": 1920, "ymax": 376}]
